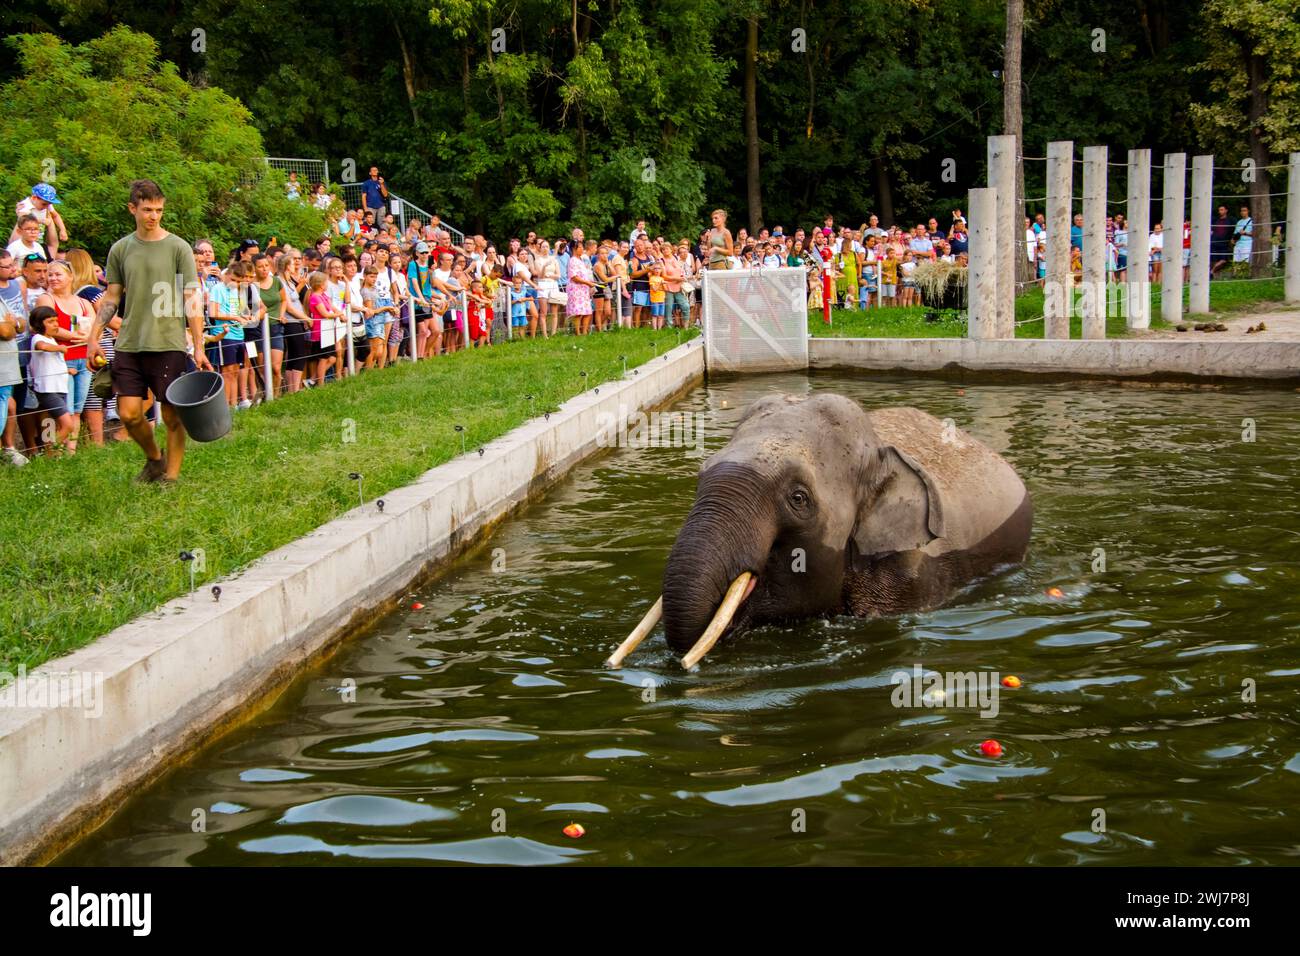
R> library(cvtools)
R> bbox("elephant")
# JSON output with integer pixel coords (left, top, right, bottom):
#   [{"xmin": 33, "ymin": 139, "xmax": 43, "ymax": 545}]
[{"xmin": 607, "ymin": 392, "xmax": 1032, "ymax": 669}]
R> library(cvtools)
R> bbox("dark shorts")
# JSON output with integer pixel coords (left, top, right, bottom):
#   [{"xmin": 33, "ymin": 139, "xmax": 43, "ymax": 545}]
[
  {"xmin": 284, "ymin": 323, "xmax": 311, "ymax": 371},
  {"xmin": 269, "ymin": 321, "xmax": 288, "ymax": 351},
  {"xmin": 34, "ymin": 390, "xmax": 68, "ymax": 417},
  {"xmin": 112, "ymin": 350, "xmax": 189, "ymax": 405},
  {"xmin": 207, "ymin": 339, "xmax": 245, "ymax": 368}
]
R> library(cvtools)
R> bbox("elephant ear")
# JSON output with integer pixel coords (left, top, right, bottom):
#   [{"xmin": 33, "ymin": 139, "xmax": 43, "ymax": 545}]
[{"xmin": 852, "ymin": 445, "xmax": 946, "ymax": 558}]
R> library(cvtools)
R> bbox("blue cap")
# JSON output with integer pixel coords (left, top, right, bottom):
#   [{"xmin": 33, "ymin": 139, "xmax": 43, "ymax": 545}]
[{"xmin": 32, "ymin": 183, "xmax": 60, "ymax": 204}]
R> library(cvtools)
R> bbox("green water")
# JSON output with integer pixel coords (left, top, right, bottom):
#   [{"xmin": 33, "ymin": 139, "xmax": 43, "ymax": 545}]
[{"xmin": 61, "ymin": 372, "xmax": 1300, "ymax": 866}]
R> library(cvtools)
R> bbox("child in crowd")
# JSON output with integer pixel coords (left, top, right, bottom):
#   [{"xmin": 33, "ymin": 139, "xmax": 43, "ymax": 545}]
[
  {"xmin": 880, "ymin": 249, "xmax": 899, "ymax": 306},
  {"xmin": 648, "ymin": 261, "xmax": 666, "ymax": 331},
  {"xmin": 360, "ymin": 267, "xmax": 396, "ymax": 370},
  {"xmin": 899, "ymin": 251, "xmax": 917, "ymax": 307},
  {"xmin": 306, "ymin": 271, "xmax": 341, "ymax": 384},
  {"xmin": 467, "ymin": 279, "xmax": 492, "ymax": 347},
  {"xmin": 510, "ymin": 275, "xmax": 534, "ymax": 338},
  {"xmin": 28, "ymin": 306, "xmax": 78, "ymax": 453},
  {"xmin": 206, "ymin": 265, "xmax": 246, "ymax": 409}
]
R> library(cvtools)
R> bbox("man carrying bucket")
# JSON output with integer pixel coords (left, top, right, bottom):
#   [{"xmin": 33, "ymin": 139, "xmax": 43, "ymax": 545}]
[{"xmin": 87, "ymin": 180, "xmax": 211, "ymax": 485}]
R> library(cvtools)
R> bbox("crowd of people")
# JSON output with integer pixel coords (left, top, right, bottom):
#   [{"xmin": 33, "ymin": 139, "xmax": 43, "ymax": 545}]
[
  {"xmin": 1027, "ymin": 203, "xmax": 1281, "ymax": 287},
  {"xmin": 0, "ymin": 165, "xmax": 1284, "ymax": 479}
]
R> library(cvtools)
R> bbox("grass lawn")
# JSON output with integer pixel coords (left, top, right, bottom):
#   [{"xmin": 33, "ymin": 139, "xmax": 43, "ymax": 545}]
[
  {"xmin": 1, "ymin": 328, "xmax": 697, "ymax": 675},
  {"xmin": 810, "ymin": 275, "xmax": 1287, "ymax": 338}
]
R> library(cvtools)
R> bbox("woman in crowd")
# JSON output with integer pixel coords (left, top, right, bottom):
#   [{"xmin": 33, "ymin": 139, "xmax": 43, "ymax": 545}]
[
  {"xmin": 706, "ymin": 209, "xmax": 734, "ymax": 271},
  {"xmin": 567, "ymin": 239, "xmax": 597, "ymax": 335},
  {"xmin": 533, "ymin": 239, "xmax": 562, "ymax": 338},
  {"xmin": 253, "ymin": 253, "xmax": 287, "ymax": 397},
  {"xmin": 277, "ymin": 252, "xmax": 312, "ymax": 394},
  {"xmin": 35, "ymin": 260, "xmax": 95, "ymax": 454},
  {"xmin": 67, "ymin": 248, "xmax": 118, "ymax": 445}
]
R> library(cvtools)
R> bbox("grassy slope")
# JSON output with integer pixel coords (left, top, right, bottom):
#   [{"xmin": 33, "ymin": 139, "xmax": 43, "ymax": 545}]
[
  {"xmin": 2, "ymin": 329, "xmax": 696, "ymax": 674},
  {"xmin": 809, "ymin": 277, "xmax": 1286, "ymax": 338}
]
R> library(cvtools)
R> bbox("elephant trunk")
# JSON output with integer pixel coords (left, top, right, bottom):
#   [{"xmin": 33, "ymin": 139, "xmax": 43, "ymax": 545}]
[{"xmin": 661, "ymin": 464, "xmax": 774, "ymax": 654}]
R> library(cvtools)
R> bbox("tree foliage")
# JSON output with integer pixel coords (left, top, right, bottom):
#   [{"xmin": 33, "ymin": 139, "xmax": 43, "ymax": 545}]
[
  {"xmin": 0, "ymin": 0, "xmax": 1292, "ymax": 241},
  {"xmin": 0, "ymin": 26, "xmax": 330, "ymax": 258}
]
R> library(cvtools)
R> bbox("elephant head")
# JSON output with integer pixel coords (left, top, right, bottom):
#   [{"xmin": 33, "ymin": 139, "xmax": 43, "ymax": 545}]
[{"xmin": 656, "ymin": 392, "xmax": 945, "ymax": 666}]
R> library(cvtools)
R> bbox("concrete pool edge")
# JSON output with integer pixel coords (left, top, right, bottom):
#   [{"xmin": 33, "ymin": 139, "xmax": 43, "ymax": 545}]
[
  {"xmin": 0, "ymin": 342, "xmax": 706, "ymax": 866},
  {"xmin": 808, "ymin": 338, "xmax": 1300, "ymax": 383}
]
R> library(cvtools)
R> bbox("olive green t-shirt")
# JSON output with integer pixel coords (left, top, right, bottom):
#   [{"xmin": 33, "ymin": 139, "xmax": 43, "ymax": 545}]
[{"xmin": 105, "ymin": 231, "xmax": 199, "ymax": 353}]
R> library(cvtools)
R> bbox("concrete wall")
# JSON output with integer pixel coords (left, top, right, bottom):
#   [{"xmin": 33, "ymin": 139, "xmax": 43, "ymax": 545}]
[
  {"xmin": 809, "ymin": 338, "xmax": 1300, "ymax": 382},
  {"xmin": 0, "ymin": 342, "xmax": 705, "ymax": 865}
]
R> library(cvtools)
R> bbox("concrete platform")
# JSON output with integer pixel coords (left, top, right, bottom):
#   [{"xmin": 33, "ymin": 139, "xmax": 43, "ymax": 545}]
[
  {"xmin": 0, "ymin": 342, "xmax": 705, "ymax": 865},
  {"xmin": 809, "ymin": 337, "xmax": 1300, "ymax": 383}
]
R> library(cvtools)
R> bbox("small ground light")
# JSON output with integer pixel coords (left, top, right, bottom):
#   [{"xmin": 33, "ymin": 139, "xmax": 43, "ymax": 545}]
[
  {"xmin": 454, "ymin": 424, "xmax": 466, "ymax": 454},
  {"xmin": 525, "ymin": 393, "xmax": 535, "ymax": 416},
  {"xmin": 579, "ymin": 370, "xmax": 588, "ymax": 391},
  {"xmin": 211, "ymin": 585, "xmax": 221, "ymax": 602},
  {"xmin": 179, "ymin": 550, "xmax": 197, "ymax": 593},
  {"xmin": 619, "ymin": 355, "xmax": 627, "ymax": 376},
  {"xmin": 348, "ymin": 472, "xmax": 364, "ymax": 508},
  {"xmin": 377, "ymin": 499, "xmax": 385, "ymax": 513}
]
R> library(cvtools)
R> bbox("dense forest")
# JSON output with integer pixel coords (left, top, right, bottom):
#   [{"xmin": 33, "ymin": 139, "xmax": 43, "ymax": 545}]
[{"xmin": 1, "ymin": 0, "xmax": 1296, "ymax": 243}]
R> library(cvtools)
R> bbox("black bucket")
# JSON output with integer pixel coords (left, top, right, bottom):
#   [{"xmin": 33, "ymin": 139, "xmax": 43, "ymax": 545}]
[{"xmin": 164, "ymin": 370, "xmax": 231, "ymax": 442}]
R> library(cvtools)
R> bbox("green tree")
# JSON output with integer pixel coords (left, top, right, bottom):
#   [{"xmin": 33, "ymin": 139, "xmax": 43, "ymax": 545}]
[
  {"xmin": 1189, "ymin": 0, "xmax": 1300, "ymax": 276},
  {"xmin": 0, "ymin": 26, "xmax": 330, "ymax": 258}
]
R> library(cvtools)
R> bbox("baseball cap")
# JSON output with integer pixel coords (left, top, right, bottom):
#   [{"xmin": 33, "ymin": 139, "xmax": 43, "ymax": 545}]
[
  {"xmin": 416, "ymin": 241, "xmax": 430, "ymax": 253},
  {"xmin": 32, "ymin": 183, "xmax": 60, "ymax": 204}
]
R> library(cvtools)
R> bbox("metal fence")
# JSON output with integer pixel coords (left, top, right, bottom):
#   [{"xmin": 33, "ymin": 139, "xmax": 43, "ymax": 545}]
[
  {"xmin": 702, "ymin": 266, "xmax": 809, "ymax": 372},
  {"xmin": 265, "ymin": 157, "xmax": 329, "ymax": 191},
  {"xmin": 337, "ymin": 182, "xmax": 466, "ymax": 246}
]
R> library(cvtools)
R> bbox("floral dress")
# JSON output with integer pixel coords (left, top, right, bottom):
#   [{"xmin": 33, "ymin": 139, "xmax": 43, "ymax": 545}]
[{"xmin": 567, "ymin": 254, "xmax": 593, "ymax": 316}]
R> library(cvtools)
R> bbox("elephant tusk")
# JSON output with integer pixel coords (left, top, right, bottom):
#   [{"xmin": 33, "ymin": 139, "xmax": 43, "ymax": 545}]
[
  {"xmin": 605, "ymin": 597, "xmax": 663, "ymax": 668},
  {"xmin": 680, "ymin": 572, "xmax": 753, "ymax": 670}
]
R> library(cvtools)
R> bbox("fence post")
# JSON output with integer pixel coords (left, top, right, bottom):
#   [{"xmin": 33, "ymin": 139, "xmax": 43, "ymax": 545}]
[
  {"xmin": 1045, "ymin": 140, "xmax": 1074, "ymax": 339},
  {"xmin": 987, "ymin": 134, "xmax": 1017, "ymax": 337},
  {"xmin": 967, "ymin": 187, "xmax": 999, "ymax": 339},
  {"xmin": 261, "ymin": 314, "xmax": 274, "ymax": 401},
  {"xmin": 1082, "ymin": 145, "xmax": 1107, "ymax": 339},
  {"xmin": 345, "ymin": 311, "xmax": 356, "ymax": 376},
  {"xmin": 461, "ymin": 290, "xmax": 470, "ymax": 349},
  {"xmin": 1287, "ymin": 152, "xmax": 1300, "ymax": 303},
  {"xmin": 1127, "ymin": 148, "xmax": 1152, "ymax": 329},
  {"xmin": 1189, "ymin": 155, "xmax": 1213, "ymax": 315},
  {"xmin": 407, "ymin": 295, "xmax": 419, "ymax": 361},
  {"xmin": 1161, "ymin": 153, "xmax": 1187, "ymax": 325}
]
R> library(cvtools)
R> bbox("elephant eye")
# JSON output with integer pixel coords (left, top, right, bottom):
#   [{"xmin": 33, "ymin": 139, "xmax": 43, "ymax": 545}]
[{"xmin": 789, "ymin": 489, "xmax": 810, "ymax": 507}]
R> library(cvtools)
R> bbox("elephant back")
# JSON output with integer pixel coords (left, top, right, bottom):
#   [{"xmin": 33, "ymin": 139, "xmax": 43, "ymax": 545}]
[{"xmin": 865, "ymin": 406, "xmax": 1030, "ymax": 553}]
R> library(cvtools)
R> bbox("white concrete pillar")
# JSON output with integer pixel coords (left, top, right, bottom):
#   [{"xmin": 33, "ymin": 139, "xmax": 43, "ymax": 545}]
[
  {"xmin": 1082, "ymin": 146, "xmax": 1107, "ymax": 339},
  {"xmin": 1161, "ymin": 153, "xmax": 1186, "ymax": 325},
  {"xmin": 1127, "ymin": 149, "xmax": 1151, "ymax": 329},
  {"xmin": 988, "ymin": 134, "xmax": 1017, "ymax": 338},
  {"xmin": 967, "ymin": 187, "xmax": 999, "ymax": 339},
  {"xmin": 1287, "ymin": 152, "xmax": 1300, "ymax": 303},
  {"xmin": 1045, "ymin": 141, "xmax": 1073, "ymax": 339},
  {"xmin": 1189, "ymin": 155, "xmax": 1213, "ymax": 314}
]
